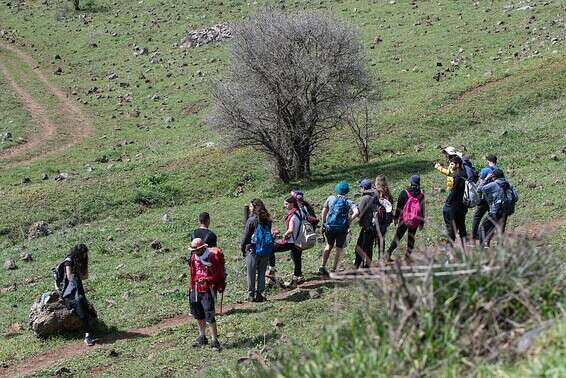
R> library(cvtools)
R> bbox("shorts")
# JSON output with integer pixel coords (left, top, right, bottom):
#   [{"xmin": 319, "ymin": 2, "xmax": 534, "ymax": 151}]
[
  {"xmin": 189, "ymin": 289, "xmax": 216, "ymax": 323},
  {"xmin": 324, "ymin": 229, "xmax": 348, "ymax": 249}
]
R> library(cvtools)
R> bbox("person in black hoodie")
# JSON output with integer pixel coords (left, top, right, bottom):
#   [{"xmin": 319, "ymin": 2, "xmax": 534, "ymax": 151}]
[
  {"xmin": 386, "ymin": 175, "xmax": 425, "ymax": 263},
  {"xmin": 442, "ymin": 155, "xmax": 468, "ymax": 249},
  {"xmin": 352, "ymin": 179, "xmax": 377, "ymax": 269}
]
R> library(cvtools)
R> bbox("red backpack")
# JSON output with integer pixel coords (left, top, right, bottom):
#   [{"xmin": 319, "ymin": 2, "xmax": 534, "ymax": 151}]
[
  {"xmin": 400, "ymin": 190, "xmax": 423, "ymax": 230},
  {"xmin": 208, "ymin": 247, "xmax": 226, "ymax": 293}
]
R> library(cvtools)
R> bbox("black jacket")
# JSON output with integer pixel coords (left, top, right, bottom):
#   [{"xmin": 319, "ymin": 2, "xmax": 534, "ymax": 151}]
[{"xmin": 394, "ymin": 187, "xmax": 426, "ymax": 226}]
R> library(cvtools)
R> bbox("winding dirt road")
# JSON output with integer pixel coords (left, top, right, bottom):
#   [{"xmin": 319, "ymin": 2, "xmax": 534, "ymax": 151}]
[{"xmin": 0, "ymin": 41, "xmax": 93, "ymax": 168}]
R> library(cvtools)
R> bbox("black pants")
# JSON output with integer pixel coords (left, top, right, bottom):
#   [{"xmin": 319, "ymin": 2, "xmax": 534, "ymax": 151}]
[
  {"xmin": 471, "ymin": 199, "xmax": 489, "ymax": 240},
  {"xmin": 65, "ymin": 295, "xmax": 92, "ymax": 333},
  {"xmin": 443, "ymin": 204, "xmax": 468, "ymax": 244},
  {"xmin": 355, "ymin": 228, "xmax": 376, "ymax": 268},
  {"xmin": 481, "ymin": 213, "xmax": 508, "ymax": 247},
  {"xmin": 387, "ymin": 223, "xmax": 417, "ymax": 258},
  {"xmin": 272, "ymin": 242, "xmax": 302, "ymax": 277}
]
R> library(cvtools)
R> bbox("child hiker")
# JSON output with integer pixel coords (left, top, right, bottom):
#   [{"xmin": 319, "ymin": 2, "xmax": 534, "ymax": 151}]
[{"xmin": 188, "ymin": 238, "xmax": 225, "ymax": 352}]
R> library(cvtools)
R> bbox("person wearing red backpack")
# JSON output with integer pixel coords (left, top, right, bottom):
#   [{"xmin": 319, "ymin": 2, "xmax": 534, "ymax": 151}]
[
  {"xmin": 385, "ymin": 175, "xmax": 425, "ymax": 264},
  {"xmin": 188, "ymin": 238, "xmax": 225, "ymax": 352}
]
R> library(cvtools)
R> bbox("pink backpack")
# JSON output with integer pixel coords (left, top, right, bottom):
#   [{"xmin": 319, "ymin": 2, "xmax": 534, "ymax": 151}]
[{"xmin": 400, "ymin": 190, "xmax": 423, "ymax": 230}]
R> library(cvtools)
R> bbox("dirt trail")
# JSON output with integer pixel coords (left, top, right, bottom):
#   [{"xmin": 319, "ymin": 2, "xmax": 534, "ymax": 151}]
[
  {"xmin": 0, "ymin": 41, "xmax": 93, "ymax": 168},
  {"xmin": 0, "ymin": 279, "xmax": 335, "ymax": 378},
  {"xmin": 2, "ymin": 218, "xmax": 565, "ymax": 377}
]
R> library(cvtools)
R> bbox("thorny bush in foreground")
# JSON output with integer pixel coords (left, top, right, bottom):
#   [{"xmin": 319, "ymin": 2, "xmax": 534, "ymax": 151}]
[{"xmin": 248, "ymin": 237, "xmax": 565, "ymax": 377}]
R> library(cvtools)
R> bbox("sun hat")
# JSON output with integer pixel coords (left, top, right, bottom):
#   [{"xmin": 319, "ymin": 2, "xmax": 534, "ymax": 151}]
[
  {"xmin": 335, "ymin": 181, "xmax": 350, "ymax": 195},
  {"xmin": 442, "ymin": 146, "xmax": 458, "ymax": 156},
  {"xmin": 189, "ymin": 238, "xmax": 208, "ymax": 252}
]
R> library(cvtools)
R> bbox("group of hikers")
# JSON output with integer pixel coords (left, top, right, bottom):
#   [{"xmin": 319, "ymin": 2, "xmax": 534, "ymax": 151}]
[{"xmin": 51, "ymin": 147, "xmax": 518, "ymax": 351}]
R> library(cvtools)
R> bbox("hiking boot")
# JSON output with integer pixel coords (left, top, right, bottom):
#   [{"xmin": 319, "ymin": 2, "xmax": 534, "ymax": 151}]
[
  {"xmin": 211, "ymin": 338, "xmax": 222, "ymax": 352},
  {"xmin": 292, "ymin": 275, "xmax": 305, "ymax": 284},
  {"xmin": 254, "ymin": 293, "xmax": 266, "ymax": 302},
  {"xmin": 247, "ymin": 294, "xmax": 256, "ymax": 302},
  {"xmin": 319, "ymin": 266, "xmax": 329, "ymax": 277},
  {"xmin": 84, "ymin": 334, "xmax": 95, "ymax": 347},
  {"xmin": 192, "ymin": 335, "xmax": 208, "ymax": 348}
]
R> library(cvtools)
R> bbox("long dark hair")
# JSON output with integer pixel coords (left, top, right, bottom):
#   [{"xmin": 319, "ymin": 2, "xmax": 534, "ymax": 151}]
[
  {"xmin": 284, "ymin": 196, "xmax": 299, "ymax": 210},
  {"xmin": 68, "ymin": 243, "xmax": 88, "ymax": 277},
  {"xmin": 252, "ymin": 198, "xmax": 271, "ymax": 224}
]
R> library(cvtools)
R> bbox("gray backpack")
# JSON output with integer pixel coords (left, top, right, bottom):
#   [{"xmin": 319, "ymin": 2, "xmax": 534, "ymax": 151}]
[{"xmin": 294, "ymin": 214, "xmax": 317, "ymax": 251}]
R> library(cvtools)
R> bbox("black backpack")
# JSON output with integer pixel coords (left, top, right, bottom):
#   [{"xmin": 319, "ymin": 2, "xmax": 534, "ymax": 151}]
[
  {"xmin": 51, "ymin": 257, "xmax": 71, "ymax": 293},
  {"xmin": 495, "ymin": 183, "xmax": 518, "ymax": 216}
]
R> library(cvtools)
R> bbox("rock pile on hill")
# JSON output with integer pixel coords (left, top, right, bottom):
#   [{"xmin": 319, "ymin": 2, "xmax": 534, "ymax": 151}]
[
  {"xmin": 29, "ymin": 291, "xmax": 98, "ymax": 338},
  {"xmin": 179, "ymin": 24, "xmax": 231, "ymax": 49},
  {"xmin": 28, "ymin": 221, "xmax": 49, "ymax": 239}
]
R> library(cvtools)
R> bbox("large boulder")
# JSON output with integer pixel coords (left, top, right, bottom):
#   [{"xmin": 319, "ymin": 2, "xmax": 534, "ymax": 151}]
[{"xmin": 28, "ymin": 291, "xmax": 97, "ymax": 338}]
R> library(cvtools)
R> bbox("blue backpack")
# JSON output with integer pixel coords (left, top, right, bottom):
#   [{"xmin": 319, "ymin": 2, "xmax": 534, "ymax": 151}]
[
  {"xmin": 325, "ymin": 196, "xmax": 350, "ymax": 232},
  {"xmin": 252, "ymin": 222, "xmax": 274, "ymax": 256}
]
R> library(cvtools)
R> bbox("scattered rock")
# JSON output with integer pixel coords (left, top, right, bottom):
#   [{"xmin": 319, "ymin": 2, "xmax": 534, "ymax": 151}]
[
  {"xmin": 162, "ymin": 213, "xmax": 171, "ymax": 223},
  {"xmin": 133, "ymin": 46, "xmax": 148, "ymax": 56},
  {"xmin": 53, "ymin": 67, "xmax": 63, "ymax": 75},
  {"xmin": 28, "ymin": 221, "xmax": 49, "ymax": 239},
  {"xmin": 54, "ymin": 172, "xmax": 70, "ymax": 181},
  {"xmin": 549, "ymin": 154, "xmax": 559, "ymax": 161},
  {"xmin": 414, "ymin": 144, "xmax": 424, "ymax": 152},
  {"xmin": 271, "ymin": 318, "xmax": 284, "ymax": 328},
  {"xmin": 179, "ymin": 23, "xmax": 231, "ymax": 49},
  {"xmin": 150, "ymin": 240, "xmax": 162, "ymax": 250},
  {"xmin": 118, "ymin": 272, "xmax": 147, "ymax": 281},
  {"xmin": 1, "ymin": 283, "xmax": 17, "ymax": 293},
  {"xmin": 95, "ymin": 155, "xmax": 109, "ymax": 163},
  {"xmin": 21, "ymin": 253, "xmax": 33, "ymax": 262},
  {"xmin": 108, "ymin": 349, "xmax": 119, "ymax": 357},
  {"xmin": 29, "ymin": 291, "xmax": 98, "ymax": 338},
  {"xmin": 1, "ymin": 131, "xmax": 12, "ymax": 142},
  {"xmin": 308, "ymin": 289, "xmax": 321, "ymax": 299},
  {"xmin": 516, "ymin": 324, "xmax": 548, "ymax": 354},
  {"xmin": 21, "ymin": 177, "xmax": 31, "ymax": 185},
  {"xmin": 41, "ymin": 173, "xmax": 49, "ymax": 180},
  {"xmin": 163, "ymin": 116, "xmax": 174, "ymax": 124},
  {"xmin": 84, "ymin": 164, "xmax": 95, "ymax": 172},
  {"xmin": 53, "ymin": 367, "xmax": 71, "ymax": 376},
  {"xmin": 107, "ymin": 72, "xmax": 118, "ymax": 80}
]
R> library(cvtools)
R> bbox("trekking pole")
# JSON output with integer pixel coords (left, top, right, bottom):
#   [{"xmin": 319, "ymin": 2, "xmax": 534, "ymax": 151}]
[{"xmin": 220, "ymin": 291, "xmax": 224, "ymax": 315}]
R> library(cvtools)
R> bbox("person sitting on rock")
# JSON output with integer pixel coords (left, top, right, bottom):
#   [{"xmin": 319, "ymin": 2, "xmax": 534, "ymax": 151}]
[{"xmin": 61, "ymin": 243, "xmax": 95, "ymax": 346}]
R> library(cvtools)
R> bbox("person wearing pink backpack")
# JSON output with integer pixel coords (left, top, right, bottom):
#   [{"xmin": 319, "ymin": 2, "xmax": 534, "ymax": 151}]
[{"xmin": 385, "ymin": 175, "xmax": 426, "ymax": 264}]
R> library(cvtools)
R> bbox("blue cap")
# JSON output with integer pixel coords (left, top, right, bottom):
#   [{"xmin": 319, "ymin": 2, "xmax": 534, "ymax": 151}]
[
  {"xmin": 335, "ymin": 181, "xmax": 350, "ymax": 195},
  {"xmin": 358, "ymin": 179, "xmax": 372, "ymax": 190}
]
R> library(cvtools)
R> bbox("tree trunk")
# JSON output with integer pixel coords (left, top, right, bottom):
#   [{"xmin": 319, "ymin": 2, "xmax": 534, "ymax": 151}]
[{"xmin": 276, "ymin": 160, "xmax": 291, "ymax": 183}]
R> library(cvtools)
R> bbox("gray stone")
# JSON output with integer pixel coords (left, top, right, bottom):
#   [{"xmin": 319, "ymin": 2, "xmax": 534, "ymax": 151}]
[
  {"xmin": 4, "ymin": 258, "xmax": 16, "ymax": 270},
  {"xmin": 150, "ymin": 239, "xmax": 162, "ymax": 250},
  {"xmin": 29, "ymin": 291, "xmax": 98, "ymax": 338},
  {"xmin": 28, "ymin": 221, "xmax": 49, "ymax": 239},
  {"xmin": 21, "ymin": 253, "xmax": 33, "ymax": 262}
]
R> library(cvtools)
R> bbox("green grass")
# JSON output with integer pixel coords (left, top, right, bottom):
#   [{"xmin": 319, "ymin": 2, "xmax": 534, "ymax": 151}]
[
  {"xmin": 0, "ymin": 0, "xmax": 565, "ymax": 375},
  {"xmin": 0, "ymin": 71, "xmax": 31, "ymax": 150}
]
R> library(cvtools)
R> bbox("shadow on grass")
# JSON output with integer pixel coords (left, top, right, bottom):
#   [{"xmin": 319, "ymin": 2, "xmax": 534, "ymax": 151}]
[
  {"xmin": 222, "ymin": 306, "xmax": 267, "ymax": 316},
  {"xmin": 304, "ymin": 157, "xmax": 434, "ymax": 190},
  {"xmin": 224, "ymin": 330, "xmax": 279, "ymax": 349}
]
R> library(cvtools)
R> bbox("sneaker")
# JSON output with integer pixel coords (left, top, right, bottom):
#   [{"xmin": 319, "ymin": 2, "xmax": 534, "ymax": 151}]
[
  {"xmin": 211, "ymin": 338, "xmax": 222, "ymax": 352},
  {"xmin": 192, "ymin": 335, "xmax": 208, "ymax": 348},
  {"xmin": 254, "ymin": 293, "xmax": 266, "ymax": 302},
  {"xmin": 319, "ymin": 266, "xmax": 329, "ymax": 277},
  {"xmin": 265, "ymin": 266, "xmax": 277, "ymax": 277},
  {"xmin": 292, "ymin": 275, "xmax": 305, "ymax": 284},
  {"xmin": 247, "ymin": 295, "xmax": 256, "ymax": 302},
  {"xmin": 84, "ymin": 334, "xmax": 95, "ymax": 347}
]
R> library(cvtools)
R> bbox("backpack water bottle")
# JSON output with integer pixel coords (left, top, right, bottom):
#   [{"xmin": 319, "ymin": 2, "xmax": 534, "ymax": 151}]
[
  {"xmin": 400, "ymin": 191, "xmax": 423, "ymax": 230},
  {"xmin": 252, "ymin": 222, "xmax": 274, "ymax": 256},
  {"xmin": 325, "ymin": 196, "xmax": 350, "ymax": 232}
]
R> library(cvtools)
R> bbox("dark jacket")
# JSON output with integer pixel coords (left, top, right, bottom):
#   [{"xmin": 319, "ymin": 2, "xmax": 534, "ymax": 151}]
[
  {"xmin": 463, "ymin": 159, "xmax": 478, "ymax": 183},
  {"xmin": 357, "ymin": 191, "xmax": 377, "ymax": 230},
  {"xmin": 445, "ymin": 170, "xmax": 467, "ymax": 207},
  {"xmin": 240, "ymin": 215, "xmax": 257, "ymax": 256},
  {"xmin": 394, "ymin": 187, "xmax": 426, "ymax": 226},
  {"xmin": 478, "ymin": 178, "xmax": 518, "ymax": 216}
]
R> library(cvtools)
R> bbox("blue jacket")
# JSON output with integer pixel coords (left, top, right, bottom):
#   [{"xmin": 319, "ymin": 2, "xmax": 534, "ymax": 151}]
[{"xmin": 478, "ymin": 178, "xmax": 518, "ymax": 216}]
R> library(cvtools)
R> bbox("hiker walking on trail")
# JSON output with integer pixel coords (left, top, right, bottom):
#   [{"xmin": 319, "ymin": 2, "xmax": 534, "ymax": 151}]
[
  {"xmin": 353, "ymin": 179, "xmax": 378, "ymax": 268},
  {"xmin": 268, "ymin": 196, "xmax": 304, "ymax": 285},
  {"xmin": 374, "ymin": 175, "xmax": 394, "ymax": 260},
  {"xmin": 191, "ymin": 212, "xmax": 217, "ymax": 248},
  {"xmin": 436, "ymin": 155, "xmax": 469, "ymax": 249},
  {"xmin": 472, "ymin": 154, "xmax": 498, "ymax": 243},
  {"xmin": 386, "ymin": 175, "xmax": 425, "ymax": 263},
  {"xmin": 189, "ymin": 238, "xmax": 225, "ymax": 352},
  {"xmin": 478, "ymin": 169, "xmax": 518, "ymax": 247},
  {"xmin": 319, "ymin": 181, "xmax": 359, "ymax": 276},
  {"xmin": 58, "ymin": 244, "xmax": 95, "ymax": 346},
  {"xmin": 291, "ymin": 189, "xmax": 319, "ymax": 227},
  {"xmin": 241, "ymin": 199, "xmax": 273, "ymax": 302}
]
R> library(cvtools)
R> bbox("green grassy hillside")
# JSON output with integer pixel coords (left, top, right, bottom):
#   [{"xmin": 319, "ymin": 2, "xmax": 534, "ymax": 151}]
[{"xmin": 0, "ymin": 0, "xmax": 565, "ymax": 376}]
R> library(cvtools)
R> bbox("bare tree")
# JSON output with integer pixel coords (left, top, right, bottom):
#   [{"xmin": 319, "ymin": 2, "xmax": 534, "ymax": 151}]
[
  {"xmin": 346, "ymin": 99, "xmax": 378, "ymax": 163},
  {"xmin": 207, "ymin": 11, "xmax": 372, "ymax": 182}
]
